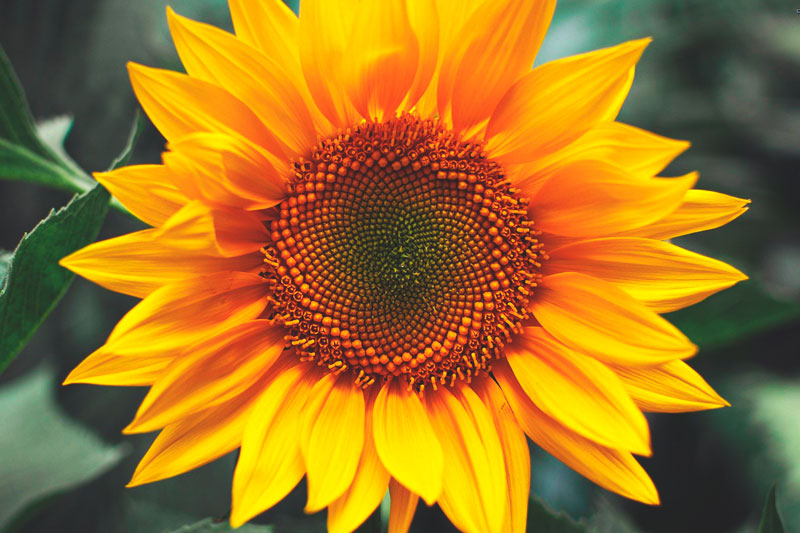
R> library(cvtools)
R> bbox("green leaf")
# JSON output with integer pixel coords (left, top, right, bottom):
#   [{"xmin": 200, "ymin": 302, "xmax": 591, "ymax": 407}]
[
  {"xmin": 0, "ymin": 46, "xmax": 60, "ymax": 162},
  {"xmin": 108, "ymin": 112, "xmax": 144, "ymax": 171},
  {"xmin": 527, "ymin": 495, "xmax": 587, "ymax": 533},
  {"xmin": 0, "ymin": 251, "xmax": 11, "ymax": 287},
  {"xmin": 0, "ymin": 184, "xmax": 110, "ymax": 374},
  {"xmin": 670, "ymin": 281, "xmax": 800, "ymax": 350},
  {"xmin": 0, "ymin": 45, "xmax": 94, "ymax": 193},
  {"xmin": 0, "ymin": 366, "xmax": 126, "ymax": 529},
  {"xmin": 758, "ymin": 484, "xmax": 786, "ymax": 533},
  {"xmin": 167, "ymin": 517, "xmax": 273, "ymax": 533},
  {"xmin": 0, "ymin": 138, "xmax": 91, "ymax": 193}
]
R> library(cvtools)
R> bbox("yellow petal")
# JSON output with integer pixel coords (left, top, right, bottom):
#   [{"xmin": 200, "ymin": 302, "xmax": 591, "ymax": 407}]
[
  {"xmin": 94, "ymin": 165, "xmax": 188, "ymax": 227},
  {"xmin": 127, "ymin": 62, "xmax": 282, "ymax": 156},
  {"xmin": 228, "ymin": 0, "xmax": 299, "ymax": 80},
  {"xmin": 60, "ymin": 202, "xmax": 263, "ymax": 298},
  {"xmin": 509, "ymin": 121, "xmax": 690, "ymax": 196},
  {"xmin": 124, "ymin": 320, "xmax": 284, "ymax": 433},
  {"xmin": 231, "ymin": 361, "xmax": 318, "ymax": 528},
  {"xmin": 614, "ymin": 189, "xmax": 750, "ymax": 240},
  {"xmin": 495, "ymin": 363, "xmax": 660, "ymax": 505},
  {"xmin": 167, "ymin": 8, "xmax": 316, "ymax": 157},
  {"xmin": 298, "ymin": 0, "xmax": 361, "ymax": 128},
  {"xmin": 163, "ymin": 132, "xmax": 287, "ymax": 211},
  {"xmin": 506, "ymin": 328, "xmax": 650, "ymax": 455},
  {"xmin": 388, "ymin": 478, "xmax": 418, "ymax": 533},
  {"xmin": 531, "ymin": 161, "xmax": 697, "ymax": 238},
  {"xmin": 474, "ymin": 377, "xmax": 531, "ymax": 533},
  {"xmin": 531, "ymin": 272, "xmax": 697, "ymax": 365},
  {"xmin": 486, "ymin": 39, "xmax": 651, "ymax": 165},
  {"xmin": 439, "ymin": 0, "xmax": 555, "ymax": 132},
  {"xmin": 545, "ymin": 237, "xmax": 747, "ymax": 313},
  {"xmin": 344, "ymin": 0, "xmax": 419, "ymax": 120},
  {"xmin": 327, "ymin": 393, "xmax": 391, "ymax": 533},
  {"xmin": 228, "ymin": 0, "xmax": 332, "ymax": 136},
  {"xmin": 301, "ymin": 372, "xmax": 366, "ymax": 512},
  {"xmin": 128, "ymin": 381, "xmax": 262, "ymax": 486},
  {"xmin": 427, "ymin": 384, "xmax": 506, "ymax": 533},
  {"xmin": 612, "ymin": 360, "xmax": 729, "ymax": 413},
  {"xmin": 372, "ymin": 380, "xmax": 443, "ymax": 505},
  {"xmin": 63, "ymin": 271, "xmax": 269, "ymax": 386}
]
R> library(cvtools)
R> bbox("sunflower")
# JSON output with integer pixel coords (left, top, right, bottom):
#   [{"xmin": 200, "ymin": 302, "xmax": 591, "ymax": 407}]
[{"xmin": 60, "ymin": 1, "xmax": 748, "ymax": 532}]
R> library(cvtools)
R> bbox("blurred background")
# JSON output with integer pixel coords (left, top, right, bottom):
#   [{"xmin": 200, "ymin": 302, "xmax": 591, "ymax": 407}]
[{"xmin": 0, "ymin": 0, "xmax": 798, "ymax": 531}]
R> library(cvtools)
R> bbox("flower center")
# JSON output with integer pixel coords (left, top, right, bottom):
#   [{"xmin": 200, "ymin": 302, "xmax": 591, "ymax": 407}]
[{"xmin": 264, "ymin": 115, "xmax": 544, "ymax": 393}]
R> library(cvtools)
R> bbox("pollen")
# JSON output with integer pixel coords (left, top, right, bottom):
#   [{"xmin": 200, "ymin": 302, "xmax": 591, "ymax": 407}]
[{"xmin": 264, "ymin": 115, "xmax": 544, "ymax": 393}]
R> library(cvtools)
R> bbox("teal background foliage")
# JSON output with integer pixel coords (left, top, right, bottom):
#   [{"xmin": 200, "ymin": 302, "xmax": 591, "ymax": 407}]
[{"xmin": 0, "ymin": 0, "xmax": 798, "ymax": 531}]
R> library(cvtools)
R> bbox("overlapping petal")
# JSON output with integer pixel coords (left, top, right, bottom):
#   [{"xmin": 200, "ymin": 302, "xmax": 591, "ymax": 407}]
[
  {"xmin": 127, "ymin": 62, "xmax": 284, "ymax": 157},
  {"xmin": 93, "ymin": 165, "xmax": 188, "ymax": 227},
  {"xmin": 505, "ymin": 327, "xmax": 651, "ymax": 455},
  {"xmin": 427, "ymin": 385, "xmax": 506, "ymax": 533},
  {"xmin": 531, "ymin": 272, "xmax": 697, "ymax": 365},
  {"xmin": 301, "ymin": 372, "xmax": 366, "ymax": 512},
  {"xmin": 437, "ymin": 0, "xmax": 555, "ymax": 132},
  {"xmin": 546, "ymin": 237, "xmax": 747, "ymax": 312},
  {"xmin": 231, "ymin": 360, "xmax": 319, "ymax": 527},
  {"xmin": 612, "ymin": 360, "xmax": 729, "ymax": 413},
  {"xmin": 495, "ymin": 363, "xmax": 659, "ymax": 504},
  {"xmin": 530, "ymin": 161, "xmax": 697, "ymax": 237},
  {"xmin": 63, "ymin": 271, "xmax": 269, "ymax": 386},
  {"xmin": 373, "ymin": 379, "xmax": 443, "ymax": 505},
  {"xmin": 486, "ymin": 39, "xmax": 651, "ymax": 164},
  {"xmin": 123, "ymin": 320, "xmax": 284, "ymax": 433},
  {"xmin": 59, "ymin": 202, "xmax": 264, "ymax": 298},
  {"xmin": 327, "ymin": 393, "xmax": 390, "ymax": 533},
  {"xmin": 167, "ymin": 8, "xmax": 317, "ymax": 157}
]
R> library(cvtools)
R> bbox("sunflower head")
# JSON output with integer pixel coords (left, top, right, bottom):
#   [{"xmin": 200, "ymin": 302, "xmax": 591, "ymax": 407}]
[{"xmin": 60, "ymin": 1, "xmax": 747, "ymax": 532}]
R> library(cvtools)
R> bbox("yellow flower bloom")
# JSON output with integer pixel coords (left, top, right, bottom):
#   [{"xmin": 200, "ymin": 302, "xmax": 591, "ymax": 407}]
[{"xmin": 61, "ymin": 1, "xmax": 748, "ymax": 531}]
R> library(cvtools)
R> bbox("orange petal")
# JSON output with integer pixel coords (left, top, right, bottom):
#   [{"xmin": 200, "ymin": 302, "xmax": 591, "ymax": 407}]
[
  {"xmin": 439, "ymin": 0, "xmax": 555, "ymax": 132},
  {"xmin": 612, "ymin": 360, "xmax": 729, "ymax": 413},
  {"xmin": 388, "ymin": 478, "xmax": 418, "ymax": 533},
  {"xmin": 509, "ymin": 121, "xmax": 690, "ymax": 196},
  {"xmin": 401, "ymin": 0, "xmax": 438, "ymax": 113},
  {"xmin": 614, "ymin": 189, "xmax": 750, "ymax": 240},
  {"xmin": 530, "ymin": 161, "xmax": 697, "ymax": 238},
  {"xmin": 124, "ymin": 320, "xmax": 284, "ymax": 433},
  {"xmin": 63, "ymin": 271, "xmax": 269, "ymax": 386},
  {"xmin": 209, "ymin": 207, "xmax": 270, "ymax": 257},
  {"xmin": 474, "ymin": 376, "xmax": 531, "ymax": 533},
  {"xmin": 60, "ymin": 202, "xmax": 263, "ymax": 298},
  {"xmin": 343, "ymin": 1, "xmax": 419, "ymax": 120},
  {"xmin": 163, "ymin": 132, "xmax": 287, "ymax": 210},
  {"xmin": 327, "ymin": 392, "xmax": 391, "ymax": 533},
  {"xmin": 301, "ymin": 372, "xmax": 366, "ymax": 512},
  {"xmin": 127, "ymin": 62, "xmax": 282, "ymax": 156},
  {"xmin": 231, "ymin": 360, "xmax": 318, "ymax": 527},
  {"xmin": 94, "ymin": 165, "xmax": 188, "ymax": 227},
  {"xmin": 495, "ymin": 362, "xmax": 660, "ymax": 505},
  {"xmin": 506, "ymin": 327, "xmax": 650, "ymax": 455},
  {"xmin": 426, "ymin": 384, "xmax": 506, "ymax": 533},
  {"xmin": 413, "ymin": 0, "xmax": 484, "ymax": 119},
  {"xmin": 298, "ymin": 0, "xmax": 361, "ymax": 128},
  {"xmin": 545, "ymin": 237, "xmax": 747, "ymax": 313},
  {"xmin": 167, "ymin": 8, "xmax": 316, "ymax": 157},
  {"xmin": 128, "ymin": 380, "xmax": 262, "ymax": 486},
  {"xmin": 531, "ymin": 272, "xmax": 697, "ymax": 365},
  {"xmin": 373, "ymin": 380, "xmax": 443, "ymax": 505},
  {"xmin": 486, "ymin": 39, "xmax": 651, "ymax": 165}
]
